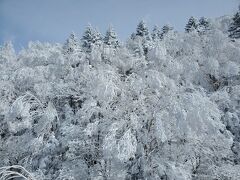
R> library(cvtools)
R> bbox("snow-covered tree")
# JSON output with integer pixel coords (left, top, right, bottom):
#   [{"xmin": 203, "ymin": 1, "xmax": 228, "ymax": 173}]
[
  {"xmin": 94, "ymin": 28, "xmax": 102, "ymax": 46},
  {"xmin": 103, "ymin": 26, "xmax": 119, "ymax": 48},
  {"xmin": 198, "ymin": 17, "xmax": 210, "ymax": 34},
  {"xmin": 82, "ymin": 25, "xmax": 95, "ymax": 50},
  {"xmin": 133, "ymin": 20, "xmax": 152, "ymax": 56},
  {"xmin": 81, "ymin": 25, "xmax": 102, "ymax": 52},
  {"xmin": 162, "ymin": 25, "xmax": 173, "ymax": 34},
  {"xmin": 152, "ymin": 25, "xmax": 162, "ymax": 41},
  {"xmin": 126, "ymin": 36, "xmax": 145, "ymax": 57},
  {"xmin": 185, "ymin": 16, "xmax": 198, "ymax": 33},
  {"xmin": 228, "ymin": 11, "xmax": 240, "ymax": 39},
  {"xmin": 62, "ymin": 32, "xmax": 81, "ymax": 55},
  {"xmin": 136, "ymin": 20, "xmax": 151, "ymax": 40},
  {"xmin": 130, "ymin": 32, "xmax": 137, "ymax": 40},
  {"xmin": 161, "ymin": 24, "xmax": 174, "ymax": 39}
]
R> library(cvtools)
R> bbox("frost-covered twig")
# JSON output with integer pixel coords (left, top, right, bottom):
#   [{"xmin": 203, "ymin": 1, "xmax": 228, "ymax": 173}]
[{"xmin": 0, "ymin": 165, "xmax": 35, "ymax": 180}]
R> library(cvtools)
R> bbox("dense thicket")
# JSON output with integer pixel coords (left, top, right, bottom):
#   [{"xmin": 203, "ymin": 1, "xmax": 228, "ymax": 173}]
[{"xmin": 0, "ymin": 12, "xmax": 240, "ymax": 180}]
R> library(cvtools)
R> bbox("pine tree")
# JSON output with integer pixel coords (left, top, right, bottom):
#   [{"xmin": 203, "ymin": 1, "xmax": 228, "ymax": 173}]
[
  {"xmin": 104, "ymin": 26, "xmax": 119, "ymax": 48},
  {"xmin": 199, "ymin": 17, "xmax": 210, "ymax": 29},
  {"xmin": 81, "ymin": 25, "xmax": 102, "ymax": 52},
  {"xmin": 93, "ymin": 28, "xmax": 102, "ymax": 46},
  {"xmin": 81, "ymin": 25, "xmax": 96, "ymax": 51},
  {"xmin": 161, "ymin": 25, "xmax": 173, "ymax": 37},
  {"xmin": 134, "ymin": 20, "xmax": 152, "ymax": 56},
  {"xmin": 228, "ymin": 12, "xmax": 240, "ymax": 39},
  {"xmin": 198, "ymin": 17, "xmax": 210, "ymax": 34},
  {"xmin": 152, "ymin": 25, "xmax": 162, "ymax": 41},
  {"xmin": 130, "ymin": 33, "xmax": 137, "ymax": 40},
  {"xmin": 136, "ymin": 20, "xmax": 151, "ymax": 40},
  {"xmin": 185, "ymin": 17, "xmax": 198, "ymax": 33},
  {"xmin": 63, "ymin": 32, "xmax": 81, "ymax": 55}
]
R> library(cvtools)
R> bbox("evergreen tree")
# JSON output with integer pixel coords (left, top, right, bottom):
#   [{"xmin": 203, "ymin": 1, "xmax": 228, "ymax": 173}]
[
  {"xmin": 198, "ymin": 17, "xmax": 210, "ymax": 34},
  {"xmin": 63, "ymin": 32, "xmax": 81, "ymax": 55},
  {"xmin": 93, "ymin": 28, "xmax": 102, "ymax": 46},
  {"xmin": 104, "ymin": 26, "xmax": 119, "ymax": 48},
  {"xmin": 199, "ymin": 17, "xmax": 210, "ymax": 29},
  {"xmin": 228, "ymin": 12, "xmax": 240, "ymax": 39},
  {"xmin": 161, "ymin": 25, "xmax": 173, "ymax": 37},
  {"xmin": 130, "ymin": 33, "xmax": 137, "ymax": 40},
  {"xmin": 185, "ymin": 17, "xmax": 198, "ymax": 33},
  {"xmin": 134, "ymin": 20, "xmax": 152, "ymax": 56},
  {"xmin": 136, "ymin": 20, "xmax": 151, "ymax": 40},
  {"xmin": 152, "ymin": 25, "xmax": 162, "ymax": 41},
  {"xmin": 82, "ymin": 25, "xmax": 95, "ymax": 51},
  {"xmin": 82, "ymin": 25, "xmax": 102, "ymax": 52}
]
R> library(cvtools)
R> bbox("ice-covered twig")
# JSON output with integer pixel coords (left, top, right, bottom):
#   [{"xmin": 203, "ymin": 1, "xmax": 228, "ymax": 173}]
[{"xmin": 0, "ymin": 165, "xmax": 36, "ymax": 180}]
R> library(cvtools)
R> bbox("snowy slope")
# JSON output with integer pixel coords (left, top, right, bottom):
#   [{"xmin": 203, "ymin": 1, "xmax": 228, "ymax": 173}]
[{"xmin": 0, "ymin": 16, "xmax": 240, "ymax": 180}]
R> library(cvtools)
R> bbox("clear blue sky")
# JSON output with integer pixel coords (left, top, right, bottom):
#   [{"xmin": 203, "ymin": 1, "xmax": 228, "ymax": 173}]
[{"xmin": 0, "ymin": 0, "xmax": 239, "ymax": 50}]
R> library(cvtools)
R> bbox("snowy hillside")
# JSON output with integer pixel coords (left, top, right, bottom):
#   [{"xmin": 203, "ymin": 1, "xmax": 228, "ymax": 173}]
[{"xmin": 0, "ymin": 15, "xmax": 240, "ymax": 180}]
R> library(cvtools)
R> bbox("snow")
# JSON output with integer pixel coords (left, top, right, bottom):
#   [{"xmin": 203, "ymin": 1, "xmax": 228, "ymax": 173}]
[{"xmin": 0, "ymin": 13, "xmax": 240, "ymax": 179}]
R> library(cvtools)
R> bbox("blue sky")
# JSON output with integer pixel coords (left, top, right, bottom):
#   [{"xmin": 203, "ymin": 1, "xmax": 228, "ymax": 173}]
[{"xmin": 0, "ymin": 0, "xmax": 239, "ymax": 50}]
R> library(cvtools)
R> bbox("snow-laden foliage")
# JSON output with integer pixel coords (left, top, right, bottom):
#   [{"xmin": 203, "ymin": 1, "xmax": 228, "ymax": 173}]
[
  {"xmin": 229, "ymin": 9, "xmax": 240, "ymax": 39},
  {"xmin": 185, "ymin": 17, "xmax": 198, "ymax": 33},
  {"xmin": 1, "ymin": 14, "xmax": 240, "ymax": 180},
  {"xmin": 0, "ymin": 165, "xmax": 36, "ymax": 180}
]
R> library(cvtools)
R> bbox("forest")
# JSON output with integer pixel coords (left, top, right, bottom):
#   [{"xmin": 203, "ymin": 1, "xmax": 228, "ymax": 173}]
[{"xmin": 0, "ymin": 7, "xmax": 240, "ymax": 180}]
